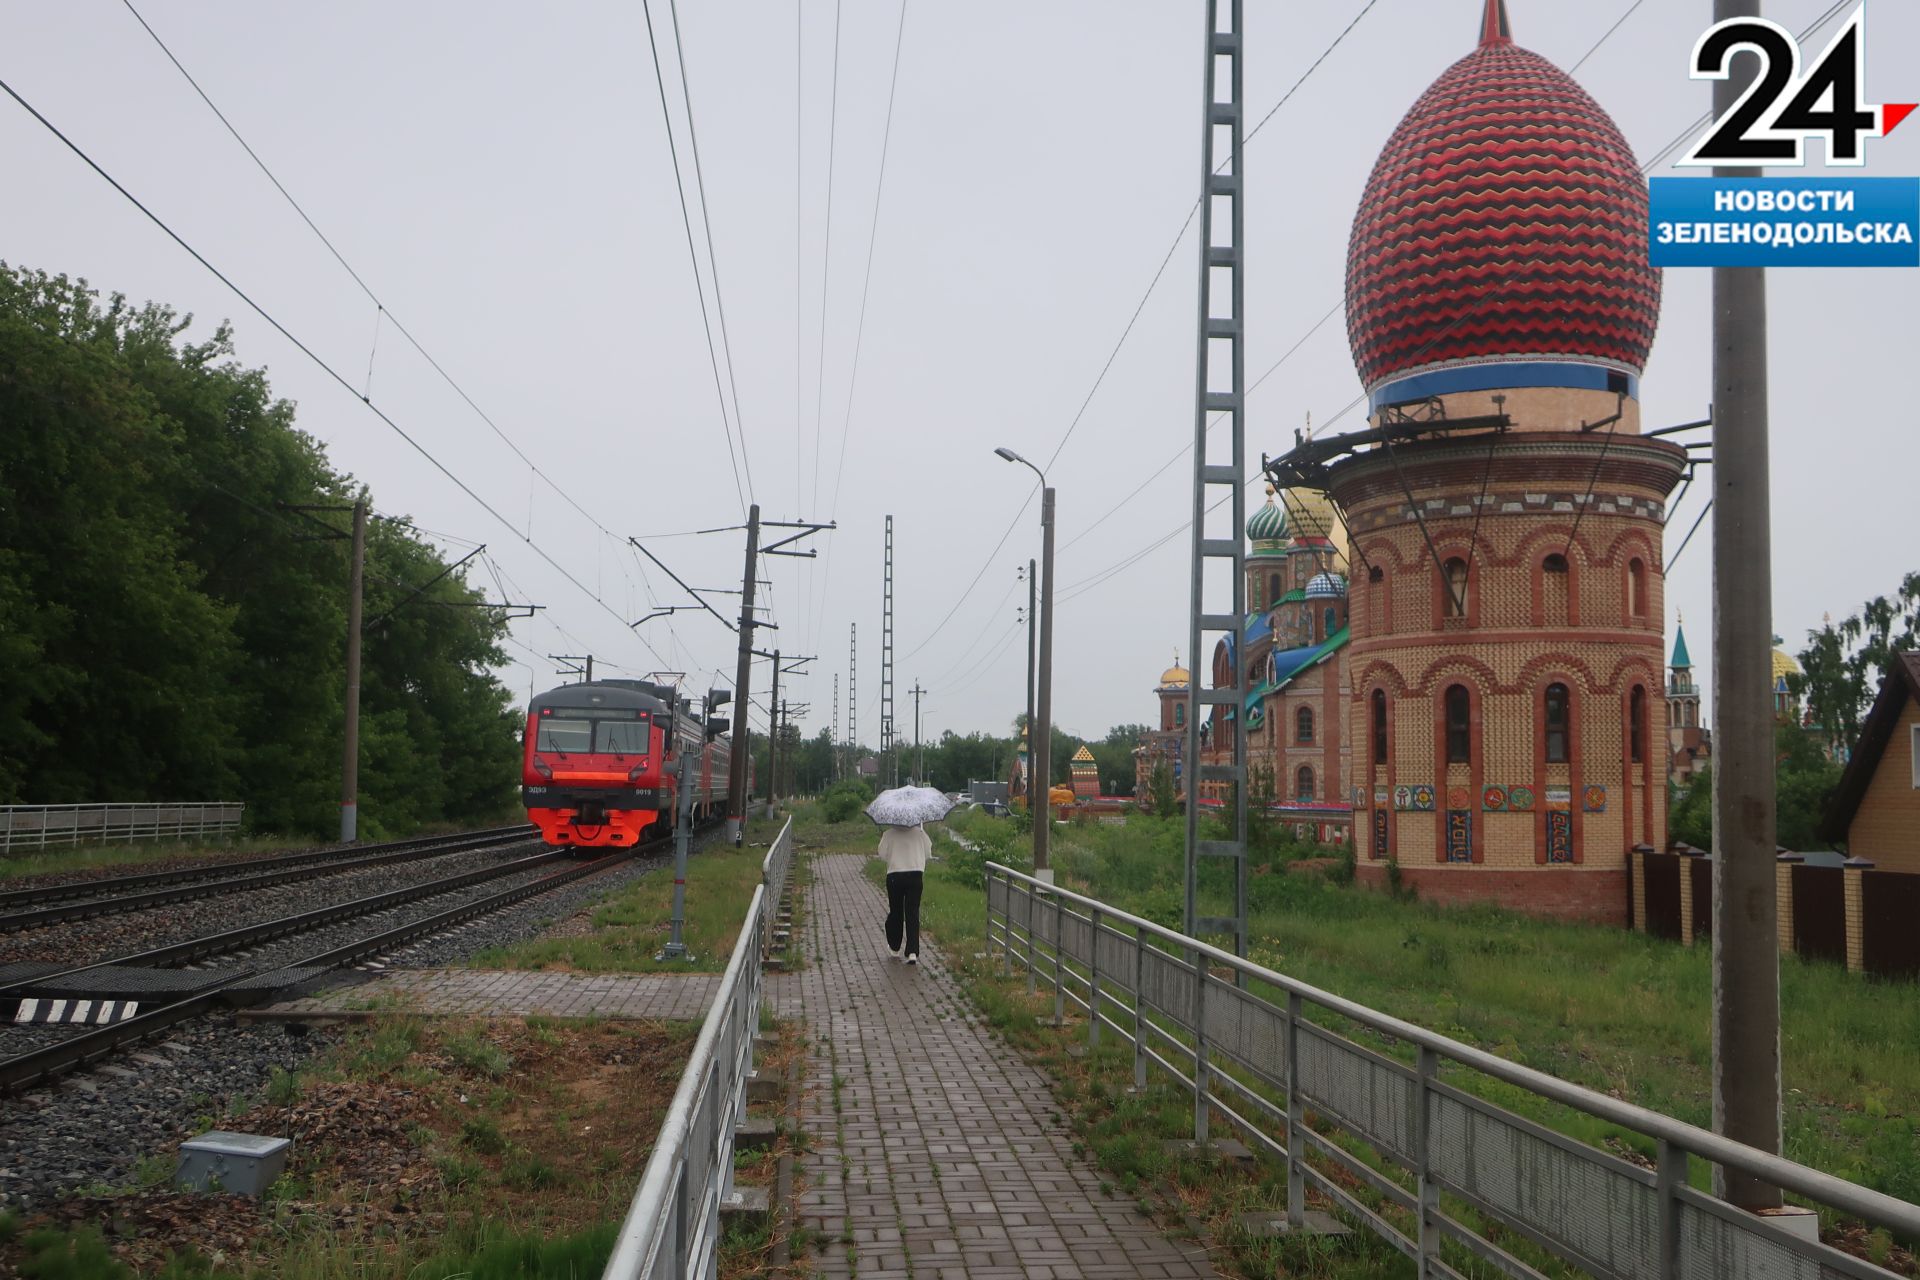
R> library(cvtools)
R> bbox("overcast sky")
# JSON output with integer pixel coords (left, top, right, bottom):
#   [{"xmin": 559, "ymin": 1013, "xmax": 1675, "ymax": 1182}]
[{"xmin": 5, "ymin": 1, "xmax": 1915, "ymax": 746}]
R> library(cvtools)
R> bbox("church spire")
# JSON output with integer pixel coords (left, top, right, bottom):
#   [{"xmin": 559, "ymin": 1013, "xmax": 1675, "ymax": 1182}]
[
  {"xmin": 1478, "ymin": 0, "xmax": 1512, "ymax": 47},
  {"xmin": 1671, "ymin": 622, "xmax": 1692, "ymax": 670}
]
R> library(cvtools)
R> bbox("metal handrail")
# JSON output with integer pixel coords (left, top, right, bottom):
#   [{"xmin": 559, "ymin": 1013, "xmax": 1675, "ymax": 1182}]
[
  {"xmin": 760, "ymin": 816, "xmax": 794, "ymax": 957},
  {"xmin": 985, "ymin": 861, "xmax": 1920, "ymax": 1277},
  {"xmin": 606, "ymin": 880, "xmax": 767, "ymax": 1280},
  {"xmin": 1, "ymin": 802, "xmax": 244, "ymax": 851}
]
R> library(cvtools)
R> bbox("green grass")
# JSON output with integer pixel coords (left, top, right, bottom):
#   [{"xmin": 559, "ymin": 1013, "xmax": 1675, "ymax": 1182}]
[
  {"xmin": 469, "ymin": 817, "xmax": 786, "ymax": 974},
  {"xmin": 0, "ymin": 834, "xmax": 287, "ymax": 883}
]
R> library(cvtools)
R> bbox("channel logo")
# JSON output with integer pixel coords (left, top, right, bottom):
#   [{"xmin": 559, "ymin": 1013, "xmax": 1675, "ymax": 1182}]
[{"xmin": 1651, "ymin": 5, "xmax": 1917, "ymax": 268}]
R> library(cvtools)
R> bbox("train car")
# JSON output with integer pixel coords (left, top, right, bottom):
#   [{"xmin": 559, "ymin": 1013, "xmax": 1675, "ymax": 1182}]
[{"xmin": 520, "ymin": 680, "xmax": 733, "ymax": 849}]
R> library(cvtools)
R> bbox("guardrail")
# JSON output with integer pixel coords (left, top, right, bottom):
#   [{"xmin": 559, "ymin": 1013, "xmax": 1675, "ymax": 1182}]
[
  {"xmin": 605, "ymin": 818, "xmax": 789, "ymax": 1279},
  {"xmin": 760, "ymin": 816, "xmax": 794, "ymax": 959},
  {"xmin": 0, "ymin": 803, "xmax": 244, "ymax": 851},
  {"xmin": 985, "ymin": 862, "xmax": 1920, "ymax": 1280}
]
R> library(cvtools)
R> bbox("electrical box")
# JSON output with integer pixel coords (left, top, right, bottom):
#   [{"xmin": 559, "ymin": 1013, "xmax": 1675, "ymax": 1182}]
[{"xmin": 174, "ymin": 1131, "xmax": 291, "ymax": 1196}]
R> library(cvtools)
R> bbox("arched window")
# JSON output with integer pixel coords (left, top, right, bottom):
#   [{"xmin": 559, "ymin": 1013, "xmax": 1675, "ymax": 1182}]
[
  {"xmin": 1296, "ymin": 705, "xmax": 1314, "ymax": 744},
  {"xmin": 1445, "ymin": 684, "xmax": 1472, "ymax": 764},
  {"xmin": 1543, "ymin": 553, "xmax": 1570, "ymax": 625},
  {"xmin": 1269, "ymin": 573, "xmax": 1282, "ymax": 608},
  {"xmin": 1174, "ymin": 704, "xmax": 1185, "ymax": 728},
  {"xmin": 1630, "ymin": 686, "xmax": 1647, "ymax": 764},
  {"xmin": 1371, "ymin": 689, "xmax": 1388, "ymax": 765},
  {"xmin": 1545, "ymin": 683, "xmax": 1571, "ymax": 763},
  {"xmin": 1629, "ymin": 558, "xmax": 1648, "ymax": 617},
  {"xmin": 1442, "ymin": 557, "xmax": 1469, "ymax": 618},
  {"xmin": 1368, "ymin": 565, "xmax": 1384, "ymax": 583},
  {"xmin": 1295, "ymin": 765, "xmax": 1315, "ymax": 801},
  {"xmin": 1324, "ymin": 607, "xmax": 1338, "ymax": 635}
]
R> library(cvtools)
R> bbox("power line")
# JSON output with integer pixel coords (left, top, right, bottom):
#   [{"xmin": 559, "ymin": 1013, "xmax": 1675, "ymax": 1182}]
[
  {"xmin": 641, "ymin": 0, "xmax": 750, "ymax": 517},
  {"xmin": 667, "ymin": 0, "xmax": 758, "ymax": 505},
  {"xmin": 809, "ymin": 0, "xmax": 845, "ymax": 520},
  {"xmin": 0, "ymin": 71, "xmax": 678, "ymax": 674},
  {"xmin": 116, "ymin": 0, "xmax": 666, "ymax": 556}
]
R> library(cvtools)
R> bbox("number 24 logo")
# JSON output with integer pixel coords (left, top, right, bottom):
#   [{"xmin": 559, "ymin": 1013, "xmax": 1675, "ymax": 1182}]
[{"xmin": 1680, "ymin": 5, "xmax": 1914, "ymax": 168}]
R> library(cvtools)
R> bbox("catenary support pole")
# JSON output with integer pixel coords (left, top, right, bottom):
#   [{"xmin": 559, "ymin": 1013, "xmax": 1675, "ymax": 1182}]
[
  {"xmin": 766, "ymin": 649, "xmax": 782, "ymax": 806},
  {"xmin": 725, "ymin": 505, "xmax": 761, "ymax": 844},
  {"xmin": 1026, "ymin": 558, "xmax": 1037, "ymax": 797},
  {"xmin": 1034, "ymin": 486, "xmax": 1056, "ymax": 883},
  {"xmin": 659, "ymin": 700, "xmax": 697, "ymax": 961},
  {"xmin": 339, "ymin": 497, "xmax": 367, "ymax": 843},
  {"xmin": 1709, "ymin": 0, "xmax": 1781, "ymax": 1212}
]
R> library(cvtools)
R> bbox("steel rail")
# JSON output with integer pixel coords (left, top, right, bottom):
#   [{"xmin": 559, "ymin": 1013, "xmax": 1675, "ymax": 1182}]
[
  {"xmin": 0, "ymin": 824, "xmax": 535, "ymax": 912},
  {"xmin": 0, "ymin": 828, "xmax": 538, "ymax": 934},
  {"xmin": 0, "ymin": 849, "xmax": 640, "ymax": 1092},
  {"xmin": 0, "ymin": 847, "xmax": 570, "ymax": 1002}
]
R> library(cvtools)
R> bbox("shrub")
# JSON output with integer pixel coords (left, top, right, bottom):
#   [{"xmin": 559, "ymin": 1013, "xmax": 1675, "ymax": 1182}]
[{"xmin": 821, "ymin": 778, "xmax": 874, "ymax": 823}]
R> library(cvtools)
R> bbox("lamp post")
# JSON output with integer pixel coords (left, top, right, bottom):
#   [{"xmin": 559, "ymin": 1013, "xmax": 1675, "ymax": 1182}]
[{"xmin": 995, "ymin": 447, "xmax": 1054, "ymax": 885}]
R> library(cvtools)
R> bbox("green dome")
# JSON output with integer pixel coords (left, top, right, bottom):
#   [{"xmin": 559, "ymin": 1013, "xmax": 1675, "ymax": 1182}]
[{"xmin": 1247, "ymin": 492, "xmax": 1289, "ymax": 544}]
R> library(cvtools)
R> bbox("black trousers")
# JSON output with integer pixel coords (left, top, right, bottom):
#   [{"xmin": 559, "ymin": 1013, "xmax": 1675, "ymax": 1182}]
[{"xmin": 885, "ymin": 870, "xmax": 924, "ymax": 958}]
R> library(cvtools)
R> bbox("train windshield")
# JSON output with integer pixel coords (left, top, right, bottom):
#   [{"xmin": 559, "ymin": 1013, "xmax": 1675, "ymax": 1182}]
[
  {"xmin": 534, "ymin": 708, "xmax": 650, "ymax": 756},
  {"xmin": 596, "ymin": 720, "xmax": 650, "ymax": 754}
]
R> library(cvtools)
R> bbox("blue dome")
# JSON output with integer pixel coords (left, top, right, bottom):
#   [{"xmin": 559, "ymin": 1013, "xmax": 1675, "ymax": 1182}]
[{"xmin": 1305, "ymin": 572, "xmax": 1348, "ymax": 599}]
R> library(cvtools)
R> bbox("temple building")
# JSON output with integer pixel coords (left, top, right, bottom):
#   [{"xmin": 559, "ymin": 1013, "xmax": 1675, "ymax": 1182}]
[{"xmin": 1141, "ymin": 0, "xmax": 1700, "ymax": 924}]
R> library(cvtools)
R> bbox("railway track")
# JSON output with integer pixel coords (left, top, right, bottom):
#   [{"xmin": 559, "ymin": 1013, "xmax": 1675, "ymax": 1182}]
[
  {"xmin": 0, "ymin": 824, "xmax": 536, "ymax": 927},
  {"xmin": 0, "ymin": 823, "xmax": 704, "ymax": 1092}
]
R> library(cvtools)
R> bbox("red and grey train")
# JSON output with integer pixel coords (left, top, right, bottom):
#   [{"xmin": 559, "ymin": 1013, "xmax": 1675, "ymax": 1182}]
[{"xmin": 520, "ymin": 679, "xmax": 736, "ymax": 849}]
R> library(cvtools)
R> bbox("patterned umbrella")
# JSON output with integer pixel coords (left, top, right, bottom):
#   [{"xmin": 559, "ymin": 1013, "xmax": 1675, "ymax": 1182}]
[{"xmin": 864, "ymin": 786, "xmax": 954, "ymax": 827}]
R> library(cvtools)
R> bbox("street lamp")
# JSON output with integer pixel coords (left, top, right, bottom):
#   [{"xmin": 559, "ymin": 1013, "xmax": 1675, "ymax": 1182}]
[{"xmin": 995, "ymin": 446, "xmax": 1055, "ymax": 885}]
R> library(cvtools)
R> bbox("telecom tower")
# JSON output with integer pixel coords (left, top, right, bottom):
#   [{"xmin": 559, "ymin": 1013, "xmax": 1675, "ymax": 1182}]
[
  {"xmin": 880, "ymin": 515, "xmax": 898, "ymax": 788},
  {"xmin": 1184, "ymin": 0, "xmax": 1249, "ymax": 963},
  {"xmin": 832, "ymin": 672, "xmax": 841, "ymax": 781}
]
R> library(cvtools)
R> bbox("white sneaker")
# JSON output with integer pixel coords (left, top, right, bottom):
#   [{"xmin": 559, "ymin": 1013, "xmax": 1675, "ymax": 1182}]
[{"xmin": 906, "ymin": 954, "xmax": 919, "ymax": 966}]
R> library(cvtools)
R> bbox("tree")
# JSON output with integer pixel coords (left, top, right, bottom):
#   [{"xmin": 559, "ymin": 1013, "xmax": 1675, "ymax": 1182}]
[
  {"xmin": 1792, "ymin": 572, "xmax": 1920, "ymax": 759},
  {"xmin": 1666, "ymin": 721, "xmax": 1843, "ymax": 852}
]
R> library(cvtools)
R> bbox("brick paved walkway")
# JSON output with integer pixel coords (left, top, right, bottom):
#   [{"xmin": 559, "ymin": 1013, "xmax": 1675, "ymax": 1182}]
[
  {"xmin": 770, "ymin": 855, "xmax": 1218, "ymax": 1279},
  {"xmin": 248, "ymin": 968, "xmax": 721, "ymax": 1022}
]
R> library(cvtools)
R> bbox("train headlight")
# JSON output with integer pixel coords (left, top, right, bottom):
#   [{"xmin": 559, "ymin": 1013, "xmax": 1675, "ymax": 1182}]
[
  {"xmin": 628, "ymin": 762, "xmax": 649, "ymax": 781},
  {"xmin": 534, "ymin": 759, "xmax": 553, "ymax": 779}
]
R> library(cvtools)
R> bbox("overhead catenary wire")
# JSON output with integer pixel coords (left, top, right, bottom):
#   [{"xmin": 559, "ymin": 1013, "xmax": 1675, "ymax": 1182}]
[
  {"xmin": 0, "ymin": 72, "xmax": 682, "ymax": 675},
  {"xmin": 641, "ymin": 0, "xmax": 751, "ymax": 519}
]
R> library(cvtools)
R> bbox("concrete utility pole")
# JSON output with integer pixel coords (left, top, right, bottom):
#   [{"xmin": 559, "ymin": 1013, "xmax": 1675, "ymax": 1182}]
[
  {"xmin": 1709, "ymin": 0, "xmax": 1781, "ymax": 1211},
  {"xmin": 725, "ymin": 506, "xmax": 762, "ymax": 844},
  {"xmin": 1026, "ymin": 558, "xmax": 1037, "ymax": 793},
  {"xmin": 995, "ymin": 448, "xmax": 1055, "ymax": 883},
  {"xmin": 911, "ymin": 681, "xmax": 925, "ymax": 783},
  {"xmin": 339, "ymin": 497, "xmax": 367, "ymax": 843},
  {"xmin": 767, "ymin": 647, "xmax": 782, "ymax": 806},
  {"xmin": 658, "ymin": 692, "xmax": 703, "ymax": 962}
]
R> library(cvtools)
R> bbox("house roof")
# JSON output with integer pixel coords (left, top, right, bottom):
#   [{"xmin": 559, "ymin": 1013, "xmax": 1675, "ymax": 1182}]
[{"xmin": 1822, "ymin": 651, "xmax": 1920, "ymax": 843}]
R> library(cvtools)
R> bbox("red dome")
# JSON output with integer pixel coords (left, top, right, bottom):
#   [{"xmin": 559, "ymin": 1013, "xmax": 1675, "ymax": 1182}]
[{"xmin": 1345, "ymin": 5, "xmax": 1660, "ymax": 402}]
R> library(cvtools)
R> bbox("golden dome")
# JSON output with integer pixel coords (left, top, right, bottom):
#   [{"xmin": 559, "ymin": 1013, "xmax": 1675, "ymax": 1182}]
[
  {"xmin": 1159, "ymin": 652, "xmax": 1190, "ymax": 689},
  {"xmin": 1283, "ymin": 487, "xmax": 1340, "ymax": 541},
  {"xmin": 1771, "ymin": 648, "xmax": 1800, "ymax": 682}
]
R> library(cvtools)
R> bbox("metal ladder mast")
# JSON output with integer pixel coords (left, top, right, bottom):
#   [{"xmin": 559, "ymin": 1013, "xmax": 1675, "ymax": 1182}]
[
  {"xmin": 1183, "ymin": 0, "xmax": 1249, "ymax": 961},
  {"xmin": 880, "ymin": 514, "xmax": 898, "ymax": 789},
  {"xmin": 832, "ymin": 671, "xmax": 841, "ymax": 781},
  {"xmin": 848, "ymin": 622, "xmax": 858, "ymax": 779}
]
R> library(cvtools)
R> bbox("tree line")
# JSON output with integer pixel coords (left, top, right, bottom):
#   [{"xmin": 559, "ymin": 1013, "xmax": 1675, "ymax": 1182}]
[
  {"xmin": 753, "ymin": 716, "xmax": 1153, "ymax": 799},
  {"xmin": 0, "ymin": 265, "xmax": 520, "ymax": 836}
]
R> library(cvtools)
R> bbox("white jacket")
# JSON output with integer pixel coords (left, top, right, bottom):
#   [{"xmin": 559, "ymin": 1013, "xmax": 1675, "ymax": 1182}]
[{"xmin": 877, "ymin": 823, "xmax": 931, "ymax": 874}]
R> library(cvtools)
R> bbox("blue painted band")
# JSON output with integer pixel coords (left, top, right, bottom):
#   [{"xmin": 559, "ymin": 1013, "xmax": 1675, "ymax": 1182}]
[{"xmin": 1369, "ymin": 362, "xmax": 1639, "ymax": 412}]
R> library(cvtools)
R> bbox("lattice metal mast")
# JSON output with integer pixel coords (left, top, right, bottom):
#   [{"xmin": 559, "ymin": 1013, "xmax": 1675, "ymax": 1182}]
[
  {"xmin": 1183, "ymin": 0, "xmax": 1249, "ymax": 964},
  {"xmin": 848, "ymin": 622, "xmax": 858, "ymax": 778},
  {"xmin": 880, "ymin": 514, "xmax": 898, "ymax": 788},
  {"xmin": 832, "ymin": 671, "xmax": 841, "ymax": 781}
]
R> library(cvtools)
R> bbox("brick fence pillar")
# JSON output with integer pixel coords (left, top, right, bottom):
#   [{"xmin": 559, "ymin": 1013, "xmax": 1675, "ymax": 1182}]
[
  {"xmin": 1843, "ymin": 857, "xmax": 1874, "ymax": 975},
  {"xmin": 1676, "ymin": 848, "xmax": 1698, "ymax": 946},
  {"xmin": 1631, "ymin": 844, "xmax": 1652, "ymax": 933},
  {"xmin": 1776, "ymin": 852, "xmax": 1802, "ymax": 956}
]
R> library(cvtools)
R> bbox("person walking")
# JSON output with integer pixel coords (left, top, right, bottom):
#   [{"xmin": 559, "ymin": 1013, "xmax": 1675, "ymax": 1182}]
[{"xmin": 878, "ymin": 822, "xmax": 929, "ymax": 964}]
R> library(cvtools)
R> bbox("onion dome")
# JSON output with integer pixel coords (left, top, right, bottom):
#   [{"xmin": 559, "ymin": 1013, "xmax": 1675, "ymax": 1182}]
[
  {"xmin": 1248, "ymin": 490, "xmax": 1289, "ymax": 545},
  {"xmin": 1159, "ymin": 654, "xmax": 1191, "ymax": 690},
  {"xmin": 1344, "ymin": 0, "xmax": 1661, "ymax": 411},
  {"xmin": 1771, "ymin": 645, "xmax": 1800, "ymax": 685},
  {"xmin": 1305, "ymin": 572, "xmax": 1348, "ymax": 600},
  {"xmin": 1283, "ymin": 488, "xmax": 1340, "ymax": 544}
]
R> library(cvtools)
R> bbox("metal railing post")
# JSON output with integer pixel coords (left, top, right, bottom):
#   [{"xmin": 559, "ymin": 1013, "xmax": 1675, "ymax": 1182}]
[
  {"xmin": 1286, "ymin": 991, "xmax": 1304, "ymax": 1228},
  {"xmin": 985, "ymin": 867, "xmax": 995, "ymax": 971},
  {"xmin": 1052, "ymin": 890, "xmax": 1066, "ymax": 1025},
  {"xmin": 1088, "ymin": 907, "xmax": 1102, "ymax": 1049},
  {"xmin": 1416, "ymin": 1046, "xmax": 1439, "ymax": 1277},
  {"xmin": 1192, "ymin": 945, "xmax": 1210, "ymax": 1144},
  {"xmin": 1025, "ymin": 887, "xmax": 1037, "ymax": 995},
  {"xmin": 1657, "ymin": 1139, "xmax": 1685, "ymax": 1280},
  {"xmin": 1132, "ymin": 925, "xmax": 1148, "ymax": 1091}
]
